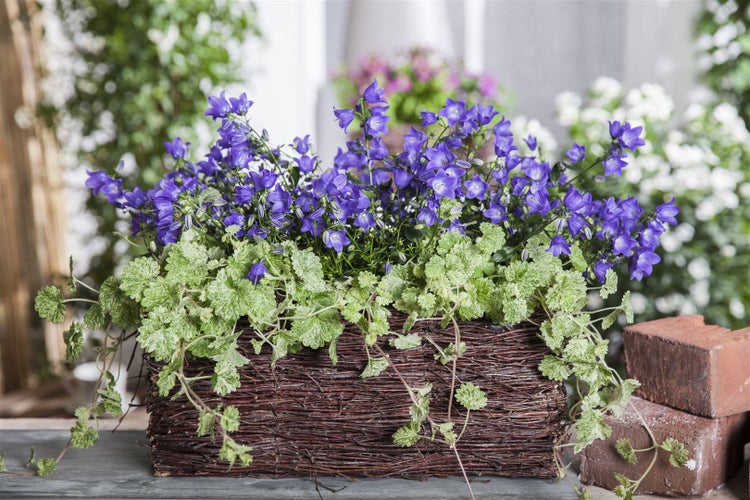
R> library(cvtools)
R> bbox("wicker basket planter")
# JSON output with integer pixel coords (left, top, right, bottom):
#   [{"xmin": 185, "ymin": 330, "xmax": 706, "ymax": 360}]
[{"xmin": 145, "ymin": 312, "xmax": 568, "ymax": 479}]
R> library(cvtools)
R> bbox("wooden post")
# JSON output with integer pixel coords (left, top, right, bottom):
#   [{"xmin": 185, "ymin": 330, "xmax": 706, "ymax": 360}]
[{"xmin": 0, "ymin": 0, "xmax": 68, "ymax": 394}]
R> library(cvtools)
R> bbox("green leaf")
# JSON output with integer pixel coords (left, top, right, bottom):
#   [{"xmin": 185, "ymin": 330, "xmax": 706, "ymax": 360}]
[
  {"xmin": 477, "ymin": 222, "xmax": 506, "ymax": 255},
  {"xmin": 70, "ymin": 420, "xmax": 99, "ymax": 449},
  {"xmin": 197, "ymin": 410, "xmax": 215, "ymax": 438},
  {"xmin": 83, "ymin": 304, "xmax": 105, "ymax": 330},
  {"xmin": 615, "ymin": 438, "xmax": 637, "ymax": 464},
  {"xmin": 140, "ymin": 276, "xmax": 182, "ymax": 311},
  {"xmin": 291, "ymin": 248, "xmax": 328, "ymax": 293},
  {"xmin": 612, "ymin": 472, "xmax": 636, "ymax": 500},
  {"xmin": 207, "ymin": 269, "xmax": 276, "ymax": 326},
  {"xmin": 568, "ymin": 242, "xmax": 588, "ymax": 272},
  {"xmin": 35, "ymin": 286, "xmax": 66, "ymax": 323},
  {"xmin": 390, "ymin": 334, "xmax": 422, "ymax": 350},
  {"xmin": 439, "ymin": 422, "xmax": 457, "ymax": 444},
  {"xmin": 409, "ymin": 392, "xmax": 430, "ymax": 424},
  {"xmin": 63, "ymin": 322, "xmax": 84, "ymax": 361},
  {"xmin": 73, "ymin": 406, "xmax": 90, "ymax": 421},
  {"xmin": 165, "ymin": 233, "xmax": 210, "ymax": 287},
  {"xmin": 455, "ymin": 382, "xmax": 488, "ymax": 411},
  {"xmin": 392, "ymin": 421, "xmax": 421, "ymax": 447},
  {"xmin": 0, "ymin": 455, "xmax": 7, "ymax": 472},
  {"xmin": 95, "ymin": 372, "xmax": 123, "ymax": 417},
  {"xmin": 434, "ymin": 341, "xmax": 466, "ymax": 365},
  {"xmin": 220, "ymin": 405, "xmax": 241, "ymax": 433},
  {"xmin": 355, "ymin": 271, "xmax": 379, "ymax": 290},
  {"xmin": 574, "ymin": 408, "xmax": 612, "ymax": 452},
  {"xmin": 600, "ymin": 269, "xmax": 618, "ymax": 299},
  {"xmin": 35, "ymin": 458, "xmax": 57, "ymax": 476},
  {"xmin": 376, "ymin": 264, "xmax": 410, "ymax": 304},
  {"xmin": 67, "ymin": 256, "xmax": 76, "ymax": 293},
  {"xmin": 137, "ymin": 308, "xmax": 181, "ymax": 361},
  {"xmin": 120, "ymin": 257, "xmax": 162, "ymax": 302},
  {"xmin": 602, "ymin": 378, "xmax": 640, "ymax": 417},
  {"xmin": 100, "ymin": 277, "xmax": 140, "ymax": 328},
  {"xmin": 416, "ymin": 292, "xmax": 437, "ymax": 314},
  {"xmin": 212, "ymin": 344, "xmax": 250, "ymax": 368},
  {"xmin": 212, "ymin": 360, "xmax": 241, "ymax": 396},
  {"xmin": 360, "ymin": 356, "xmax": 388, "ymax": 378},
  {"xmin": 540, "ymin": 320, "xmax": 564, "ymax": 352},
  {"xmin": 156, "ymin": 362, "xmax": 179, "ymax": 397},
  {"xmin": 328, "ymin": 336, "xmax": 338, "ymax": 366},
  {"xmin": 661, "ymin": 437, "xmax": 689, "ymax": 468},
  {"xmin": 290, "ymin": 310, "xmax": 343, "ymax": 350},
  {"xmin": 546, "ymin": 270, "xmax": 588, "ymax": 313},
  {"xmin": 601, "ymin": 309, "xmax": 621, "ymax": 330},
  {"xmin": 621, "ymin": 291, "xmax": 634, "ymax": 323},
  {"xmin": 219, "ymin": 437, "xmax": 253, "ymax": 467}
]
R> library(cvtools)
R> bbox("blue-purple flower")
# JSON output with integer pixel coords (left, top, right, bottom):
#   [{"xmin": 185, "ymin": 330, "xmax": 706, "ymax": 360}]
[
  {"xmin": 464, "ymin": 175, "xmax": 489, "ymax": 200},
  {"xmin": 246, "ymin": 261, "xmax": 268, "ymax": 284},
  {"xmin": 547, "ymin": 235, "xmax": 571, "ymax": 256},
  {"xmin": 334, "ymin": 108, "xmax": 355, "ymax": 132},
  {"xmin": 164, "ymin": 137, "xmax": 190, "ymax": 159},
  {"xmin": 324, "ymin": 229, "xmax": 350, "ymax": 253},
  {"xmin": 206, "ymin": 91, "xmax": 231, "ymax": 120},
  {"xmin": 566, "ymin": 143, "xmax": 586, "ymax": 163}
]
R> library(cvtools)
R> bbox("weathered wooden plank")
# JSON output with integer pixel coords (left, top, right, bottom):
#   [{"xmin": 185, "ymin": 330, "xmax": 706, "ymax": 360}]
[
  {"xmin": 0, "ymin": 430, "xmax": 580, "ymax": 499},
  {"xmin": 0, "ymin": 0, "xmax": 68, "ymax": 395}
]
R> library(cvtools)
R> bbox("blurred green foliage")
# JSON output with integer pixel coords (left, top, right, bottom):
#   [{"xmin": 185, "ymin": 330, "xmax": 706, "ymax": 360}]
[
  {"xmin": 41, "ymin": 0, "xmax": 261, "ymax": 283},
  {"xmin": 698, "ymin": 0, "xmax": 750, "ymax": 127}
]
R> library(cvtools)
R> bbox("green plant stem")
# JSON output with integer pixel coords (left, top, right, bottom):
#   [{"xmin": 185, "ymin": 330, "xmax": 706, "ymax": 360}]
[{"xmin": 445, "ymin": 317, "xmax": 461, "ymax": 422}]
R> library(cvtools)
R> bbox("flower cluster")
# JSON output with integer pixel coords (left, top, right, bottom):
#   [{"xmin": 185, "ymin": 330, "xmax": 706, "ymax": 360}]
[
  {"xmin": 333, "ymin": 47, "xmax": 504, "ymax": 126},
  {"xmin": 557, "ymin": 76, "xmax": 749, "ymax": 328},
  {"xmin": 87, "ymin": 80, "xmax": 676, "ymax": 286}
]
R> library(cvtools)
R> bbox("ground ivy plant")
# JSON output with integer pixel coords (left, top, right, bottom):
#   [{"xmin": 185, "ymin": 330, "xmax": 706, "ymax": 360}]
[{"xmin": 15, "ymin": 81, "xmax": 685, "ymax": 498}]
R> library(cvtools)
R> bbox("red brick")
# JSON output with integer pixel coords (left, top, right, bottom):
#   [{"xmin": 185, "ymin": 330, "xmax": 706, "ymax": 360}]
[
  {"xmin": 623, "ymin": 316, "xmax": 750, "ymax": 417},
  {"xmin": 579, "ymin": 397, "xmax": 750, "ymax": 496}
]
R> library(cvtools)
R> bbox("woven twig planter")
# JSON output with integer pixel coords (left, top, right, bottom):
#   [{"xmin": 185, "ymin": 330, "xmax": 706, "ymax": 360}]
[{"xmin": 145, "ymin": 312, "xmax": 568, "ymax": 479}]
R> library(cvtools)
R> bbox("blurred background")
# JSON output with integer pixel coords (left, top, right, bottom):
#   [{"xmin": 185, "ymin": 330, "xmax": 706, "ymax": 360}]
[{"xmin": 1, "ymin": 0, "xmax": 748, "ymax": 416}]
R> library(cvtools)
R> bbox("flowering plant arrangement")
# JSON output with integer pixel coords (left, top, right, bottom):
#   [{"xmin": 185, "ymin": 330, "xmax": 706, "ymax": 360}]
[
  {"xmin": 22, "ymin": 80, "xmax": 685, "ymax": 497},
  {"xmin": 333, "ymin": 47, "xmax": 504, "ymax": 127}
]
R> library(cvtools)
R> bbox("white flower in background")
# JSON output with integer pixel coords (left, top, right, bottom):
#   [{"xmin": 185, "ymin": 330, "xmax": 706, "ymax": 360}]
[
  {"xmin": 675, "ymin": 223, "xmax": 695, "ymax": 243},
  {"xmin": 664, "ymin": 142, "xmax": 707, "ymax": 171},
  {"xmin": 637, "ymin": 158, "xmax": 673, "ymax": 195},
  {"xmin": 689, "ymin": 280, "xmax": 710, "ymax": 309},
  {"xmin": 625, "ymin": 83, "xmax": 673, "ymax": 123},
  {"xmin": 656, "ymin": 293, "xmax": 691, "ymax": 314},
  {"xmin": 730, "ymin": 298, "xmax": 745, "ymax": 319},
  {"xmin": 556, "ymin": 91, "xmax": 582, "ymax": 127},
  {"xmin": 590, "ymin": 76, "xmax": 623, "ymax": 106},
  {"xmin": 685, "ymin": 103, "xmax": 706, "ymax": 123},
  {"xmin": 147, "ymin": 24, "xmax": 180, "ymax": 55},
  {"xmin": 710, "ymin": 167, "xmax": 743, "ymax": 192},
  {"xmin": 721, "ymin": 244, "xmax": 736, "ymax": 258},
  {"xmin": 629, "ymin": 293, "xmax": 648, "ymax": 315},
  {"xmin": 688, "ymin": 258, "xmax": 711, "ymax": 281},
  {"xmin": 712, "ymin": 102, "xmax": 750, "ymax": 143}
]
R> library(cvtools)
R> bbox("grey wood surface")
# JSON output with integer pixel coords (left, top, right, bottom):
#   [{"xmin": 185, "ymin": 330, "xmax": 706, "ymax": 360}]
[{"xmin": 0, "ymin": 430, "xmax": 581, "ymax": 499}]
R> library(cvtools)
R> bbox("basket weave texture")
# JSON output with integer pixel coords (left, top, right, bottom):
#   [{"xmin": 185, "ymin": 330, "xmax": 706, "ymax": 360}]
[{"xmin": 145, "ymin": 312, "xmax": 568, "ymax": 479}]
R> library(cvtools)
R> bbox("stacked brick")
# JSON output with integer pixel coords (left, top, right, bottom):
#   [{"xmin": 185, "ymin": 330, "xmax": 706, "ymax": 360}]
[{"xmin": 579, "ymin": 315, "xmax": 750, "ymax": 496}]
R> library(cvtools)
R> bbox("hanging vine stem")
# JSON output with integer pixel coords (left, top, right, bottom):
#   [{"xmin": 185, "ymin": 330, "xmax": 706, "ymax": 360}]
[{"xmin": 370, "ymin": 341, "xmax": 476, "ymax": 500}]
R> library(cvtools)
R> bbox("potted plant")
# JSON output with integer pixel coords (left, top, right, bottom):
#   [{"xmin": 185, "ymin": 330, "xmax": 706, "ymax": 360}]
[
  {"xmin": 333, "ymin": 47, "xmax": 504, "ymax": 153},
  {"xmin": 23, "ymin": 80, "xmax": 685, "ymax": 498}
]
